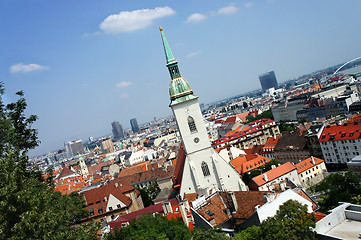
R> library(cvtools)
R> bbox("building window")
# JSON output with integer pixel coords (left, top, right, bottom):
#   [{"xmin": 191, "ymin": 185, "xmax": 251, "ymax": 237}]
[
  {"xmin": 188, "ymin": 116, "xmax": 197, "ymax": 134},
  {"xmin": 98, "ymin": 206, "xmax": 103, "ymax": 214},
  {"xmin": 117, "ymin": 204, "xmax": 121, "ymax": 209},
  {"xmin": 90, "ymin": 208, "xmax": 94, "ymax": 217},
  {"xmin": 201, "ymin": 161, "xmax": 210, "ymax": 177},
  {"xmin": 109, "ymin": 207, "xmax": 113, "ymax": 211}
]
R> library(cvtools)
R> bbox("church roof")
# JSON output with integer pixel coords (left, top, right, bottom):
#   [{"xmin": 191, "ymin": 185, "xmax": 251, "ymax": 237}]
[
  {"xmin": 172, "ymin": 143, "xmax": 186, "ymax": 187},
  {"xmin": 168, "ymin": 78, "xmax": 196, "ymax": 102},
  {"xmin": 56, "ymin": 166, "xmax": 78, "ymax": 179}
]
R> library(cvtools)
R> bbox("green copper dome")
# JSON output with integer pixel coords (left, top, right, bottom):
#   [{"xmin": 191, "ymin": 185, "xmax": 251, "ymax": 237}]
[
  {"xmin": 160, "ymin": 27, "xmax": 198, "ymax": 106},
  {"xmin": 169, "ymin": 77, "xmax": 194, "ymax": 100}
]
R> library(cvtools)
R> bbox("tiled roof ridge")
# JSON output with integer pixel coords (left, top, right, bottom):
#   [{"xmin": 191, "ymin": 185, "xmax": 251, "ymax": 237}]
[
  {"xmin": 295, "ymin": 156, "xmax": 324, "ymax": 173},
  {"xmin": 252, "ymin": 162, "xmax": 296, "ymax": 186},
  {"xmin": 319, "ymin": 122, "xmax": 361, "ymax": 142}
]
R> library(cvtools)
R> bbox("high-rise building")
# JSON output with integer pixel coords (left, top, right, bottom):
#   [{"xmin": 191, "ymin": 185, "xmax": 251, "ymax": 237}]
[
  {"xmin": 100, "ymin": 137, "xmax": 114, "ymax": 154},
  {"xmin": 64, "ymin": 140, "xmax": 85, "ymax": 157},
  {"xmin": 160, "ymin": 27, "xmax": 246, "ymax": 198},
  {"xmin": 259, "ymin": 71, "xmax": 278, "ymax": 92},
  {"xmin": 130, "ymin": 118, "xmax": 139, "ymax": 133},
  {"xmin": 111, "ymin": 121, "xmax": 124, "ymax": 140}
]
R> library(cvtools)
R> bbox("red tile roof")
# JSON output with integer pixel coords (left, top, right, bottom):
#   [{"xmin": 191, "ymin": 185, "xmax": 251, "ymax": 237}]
[
  {"xmin": 118, "ymin": 162, "xmax": 149, "ymax": 178},
  {"xmin": 236, "ymin": 112, "xmax": 250, "ymax": 122},
  {"xmin": 349, "ymin": 113, "xmax": 361, "ymax": 123},
  {"xmin": 82, "ymin": 180, "xmax": 134, "ymax": 219},
  {"xmin": 212, "ymin": 118, "xmax": 274, "ymax": 146},
  {"xmin": 230, "ymin": 154, "xmax": 272, "ymax": 174},
  {"xmin": 117, "ymin": 166, "xmax": 173, "ymax": 186},
  {"xmin": 214, "ymin": 119, "xmax": 225, "ymax": 124},
  {"xmin": 87, "ymin": 160, "xmax": 112, "ymax": 175},
  {"xmin": 295, "ymin": 156, "xmax": 324, "ymax": 174},
  {"xmin": 314, "ymin": 211, "xmax": 327, "ymax": 222},
  {"xmin": 56, "ymin": 166, "xmax": 77, "ymax": 179},
  {"xmin": 229, "ymin": 155, "xmax": 248, "ymax": 169},
  {"xmin": 232, "ymin": 191, "xmax": 269, "ymax": 220},
  {"xmin": 239, "ymin": 155, "xmax": 272, "ymax": 174},
  {"xmin": 251, "ymin": 162, "xmax": 296, "ymax": 187},
  {"xmin": 184, "ymin": 193, "xmax": 198, "ymax": 203},
  {"xmin": 225, "ymin": 116, "xmax": 237, "ymax": 124},
  {"xmin": 108, "ymin": 198, "xmax": 192, "ymax": 229},
  {"xmin": 262, "ymin": 136, "xmax": 280, "ymax": 151},
  {"xmin": 195, "ymin": 193, "xmax": 230, "ymax": 227},
  {"xmin": 319, "ymin": 122, "xmax": 361, "ymax": 142},
  {"xmin": 173, "ymin": 143, "xmax": 186, "ymax": 187}
]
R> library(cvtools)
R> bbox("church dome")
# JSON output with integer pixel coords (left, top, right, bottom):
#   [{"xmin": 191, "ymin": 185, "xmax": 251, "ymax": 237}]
[{"xmin": 169, "ymin": 77, "xmax": 194, "ymax": 100}]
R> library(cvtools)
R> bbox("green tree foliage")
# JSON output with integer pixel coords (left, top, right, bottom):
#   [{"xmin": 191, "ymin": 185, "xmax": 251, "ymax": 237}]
[
  {"xmin": 260, "ymin": 159, "xmax": 279, "ymax": 172},
  {"xmin": 191, "ymin": 228, "xmax": 228, "ymax": 240},
  {"xmin": 136, "ymin": 181, "xmax": 161, "ymax": 207},
  {"xmin": 312, "ymin": 170, "xmax": 361, "ymax": 213},
  {"xmin": 351, "ymin": 195, "xmax": 361, "ymax": 205},
  {"xmin": 278, "ymin": 120, "xmax": 297, "ymax": 133},
  {"xmin": 242, "ymin": 169, "xmax": 262, "ymax": 185},
  {"xmin": 234, "ymin": 226, "xmax": 260, "ymax": 240},
  {"xmin": 242, "ymin": 102, "xmax": 248, "ymax": 109},
  {"xmin": 235, "ymin": 200, "xmax": 316, "ymax": 240},
  {"xmin": 105, "ymin": 214, "xmax": 191, "ymax": 240},
  {"xmin": 0, "ymin": 84, "xmax": 97, "ymax": 239},
  {"xmin": 242, "ymin": 159, "xmax": 280, "ymax": 185},
  {"xmin": 245, "ymin": 110, "xmax": 274, "ymax": 123}
]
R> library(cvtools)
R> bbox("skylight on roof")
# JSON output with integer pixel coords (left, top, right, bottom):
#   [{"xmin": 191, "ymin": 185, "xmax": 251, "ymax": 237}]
[{"xmin": 205, "ymin": 210, "xmax": 215, "ymax": 216}]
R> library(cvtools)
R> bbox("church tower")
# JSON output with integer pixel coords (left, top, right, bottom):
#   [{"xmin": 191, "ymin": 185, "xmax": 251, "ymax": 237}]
[{"xmin": 160, "ymin": 27, "xmax": 247, "ymax": 198}]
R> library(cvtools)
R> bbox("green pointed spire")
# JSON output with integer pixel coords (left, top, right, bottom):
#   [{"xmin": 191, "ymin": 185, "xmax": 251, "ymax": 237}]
[
  {"xmin": 160, "ymin": 26, "xmax": 177, "ymax": 66},
  {"xmin": 159, "ymin": 27, "xmax": 198, "ymax": 106}
]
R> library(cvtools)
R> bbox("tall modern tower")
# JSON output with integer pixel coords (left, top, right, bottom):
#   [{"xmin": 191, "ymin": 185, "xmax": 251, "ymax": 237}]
[
  {"xmin": 64, "ymin": 140, "xmax": 85, "ymax": 157},
  {"xmin": 160, "ymin": 27, "xmax": 246, "ymax": 198},
  {"xmin": 259, "ymin": 71, "xmax": 278, "ymax": 92},
  {"xmin": 111, "ymin": 121, "xmax": 124, "ymax": 140},
  {"xmin": 130, "ymin": 118, "xmax": 139, "ymax": 133}
]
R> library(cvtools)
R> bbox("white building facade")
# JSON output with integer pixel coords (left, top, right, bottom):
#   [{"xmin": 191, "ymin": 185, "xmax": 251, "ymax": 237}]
[
  {"xmin": 160, "ymin": 27, "xmax": 247, "ymax": 198},
  {"xmin": 319, "ymin": 122, "xmax": 361, "ymax": 168}
]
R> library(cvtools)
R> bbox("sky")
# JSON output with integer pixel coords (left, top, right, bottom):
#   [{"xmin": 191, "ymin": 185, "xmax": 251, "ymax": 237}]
[{"xmin": 1, "ymin": 0, "xmax": 361, "ymax": 157}]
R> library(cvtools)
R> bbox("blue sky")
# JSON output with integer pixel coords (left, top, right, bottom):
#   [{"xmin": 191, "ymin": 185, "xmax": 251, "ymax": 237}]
[{"xmin": 1, "ymin": 0, "xmax": 360, "ymax": 156}]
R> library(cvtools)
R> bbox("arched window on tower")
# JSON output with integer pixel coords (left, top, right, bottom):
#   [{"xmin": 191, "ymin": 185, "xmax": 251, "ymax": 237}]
[
  {"xmin": 201, "ymin": 161, "xmax": 210, "ymax": 177},
  {"xmin": 188, "ymin": 116, "xmax": 197, "ymax": 134}
]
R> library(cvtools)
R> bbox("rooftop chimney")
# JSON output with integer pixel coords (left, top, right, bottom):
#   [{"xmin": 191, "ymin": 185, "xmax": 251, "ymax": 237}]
[
  {"xmin": 311, "ymin": 156, "xmax": 315, "ymax": 165},
  {"xmin": 162, "ymin": 202, "xmax": 173, "ymax": 215},
  {"xmin": 230, "ymin": 191, "xmax": 238, "ymax": 212},
  {"xmin": 263, "ymin": 174, "xmax": 268, "ymax": 182}
]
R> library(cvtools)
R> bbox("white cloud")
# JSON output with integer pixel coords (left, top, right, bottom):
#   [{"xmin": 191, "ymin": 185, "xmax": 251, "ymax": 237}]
[
  {"xmin": 218, "ymin": 6, "xmax": 239, "ymax": 15},
  {"xmin": 244, "ymin": 2, "xmax": 254, "ymax": 8},
  {"xmin": 100, "ymin": 6, "xmax": 175, "ymax": 34},
  {"xmin": 116, "ymin": 81, "xmax": 133, "ymax": 89},
  {"xmin": 10, "ymin": 63, "xmax": 50, "ymax": 73},
  {"xmin": 186, "ymin": 13, "xmax": 207, "ymax": 23},
  {"xmin": 186, "ymin": 51, "xmax": 202, "ymax": 58}
]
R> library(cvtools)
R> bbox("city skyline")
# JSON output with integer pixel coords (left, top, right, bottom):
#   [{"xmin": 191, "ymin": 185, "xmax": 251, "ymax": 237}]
[{"xmin": 1, "ymin": 0, "xmax": 361, "ymax": 156}]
